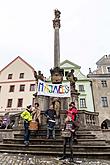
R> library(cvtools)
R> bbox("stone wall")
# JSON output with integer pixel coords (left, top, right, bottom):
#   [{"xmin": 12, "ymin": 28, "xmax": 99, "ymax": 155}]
[{"xmin": 0, "ymin": 129, "xmax": 21, "ymax": 142}]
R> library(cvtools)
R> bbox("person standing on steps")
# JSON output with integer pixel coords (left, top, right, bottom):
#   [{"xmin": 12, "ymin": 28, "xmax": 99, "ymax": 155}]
[
  {"xmin": 32, "ymin": 102, "xmax": 41, "ymax": 130},
  {"xmin": 44, "ymin": 104, "xmax": 56, "ymax": 139},
  {"xmin": 60, "ymin": 116, "xmax": 75, "ymax": 162},
  {"xmin": 60, "ymin": 103, "xmax": 79, "ymax": 162},
  {"xmin": 69, "ymin": 102, "xmax": 79, "ymax": 143},
  {"xmin": 21, "ymin": 105, "xmax": 32, "ymax": 146}
]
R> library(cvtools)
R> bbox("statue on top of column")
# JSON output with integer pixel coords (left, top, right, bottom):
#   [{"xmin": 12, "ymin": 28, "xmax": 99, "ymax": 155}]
[
  {"xmin": 54, "ymin": 9, "xmax": 61, "ymax": 19},
  {"xmin": 53, "ymin": 9, "xmax": 61, "ymax": 29}
]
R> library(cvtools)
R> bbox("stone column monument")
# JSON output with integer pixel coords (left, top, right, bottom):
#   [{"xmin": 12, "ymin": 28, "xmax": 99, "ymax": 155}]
[
  {"xmin": 50, "ymin": 9, "xmax": 64, "ymax": 84},
  {"xmin": 53, "ymin": 9, "xmax": 61, "ymax": 68}
]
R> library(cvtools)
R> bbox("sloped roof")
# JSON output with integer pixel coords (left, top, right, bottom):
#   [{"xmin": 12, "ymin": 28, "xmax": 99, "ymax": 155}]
[
  {"xmin": 96, "ymin": 55, "xmax": 110, "ymax": 65},
  {"xmin": 0, "ymin": 56, "xmax": 35, "ymax": 73},
  {"xmin": 60, "ymin": 59, "xmax": 81, "ymax": 69}
]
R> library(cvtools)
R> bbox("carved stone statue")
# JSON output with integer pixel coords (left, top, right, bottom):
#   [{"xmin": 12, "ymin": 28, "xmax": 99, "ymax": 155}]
[
  {"xmin": 54, "ymin": 9, "xmax": 61, "ymax": 19},
  {"xmin": 53, "ymin": 9, "xmax": 61, "ymax": 29},
  {"xmin": 34, "ymin": 70, "xmax": 44, "ymax": 82},
  {"xmin": 50, "ymin": 67, "xmax": 64, "ymax": 84},
  {"xmin": 52, "ymin": 98, "xmax": 61, "ymax": 117},
  {"xmin": 66, "ymin": 69, "xmax": 77, "ymax": 92}
]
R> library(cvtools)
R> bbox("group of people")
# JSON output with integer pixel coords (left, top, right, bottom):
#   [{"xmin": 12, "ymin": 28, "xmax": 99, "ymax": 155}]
[
  {"xmin": 0, "ymin": 112, "xmax": 15, "ymax": 129},
  {"xmin": 21, "ymin": 103, "xmax": 41, "ymax": 146},
  {"xmin": 21, "ymin": 101, "xmax": 79, "ymax": 162}
]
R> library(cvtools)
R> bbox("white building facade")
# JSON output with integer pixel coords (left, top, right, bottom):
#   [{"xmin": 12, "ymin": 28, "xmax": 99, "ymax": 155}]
[{"xmin": 0, "ymin": 56, "xmax": 36, "ymax": 114}]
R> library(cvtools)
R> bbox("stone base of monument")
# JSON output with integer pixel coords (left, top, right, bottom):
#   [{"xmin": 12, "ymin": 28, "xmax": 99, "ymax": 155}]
[
  {"xmin": 0, "ymin": 128, "xmax": 110, "ymax": 159},
  {"xmin": 0, "ymin": 110, "xmax": 110, "ymax": 159}
]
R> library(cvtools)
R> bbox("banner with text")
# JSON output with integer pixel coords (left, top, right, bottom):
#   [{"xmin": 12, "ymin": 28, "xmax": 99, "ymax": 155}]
[{"xmin": 37, "ymin": 79, "xmax": 70, "ymax": 97}]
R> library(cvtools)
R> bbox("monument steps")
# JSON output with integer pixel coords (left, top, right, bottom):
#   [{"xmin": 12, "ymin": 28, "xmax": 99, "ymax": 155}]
[
  {"xmin": 0, "ymin": 143, "xmax": 110, "ymax": 159},
  {"xmin": 0, "ymin": 128, "xmax": 110, "ymax": 158},
  {"xmin": 14, "ymin": 129, "xmax": 96, "ymax": 140},
  {"xmin": 0, "ymin": 148, "xmax": 110, "ymax": 159},
  {"xmin": 3, "ymin": 137, "xmax": 106, "ymax": 146}
]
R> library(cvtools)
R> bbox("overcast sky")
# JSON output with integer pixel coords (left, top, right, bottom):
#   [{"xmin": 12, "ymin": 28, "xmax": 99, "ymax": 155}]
[{"xmin": 0, "ymin": 0, "xmax": 110, "ymax": 77}]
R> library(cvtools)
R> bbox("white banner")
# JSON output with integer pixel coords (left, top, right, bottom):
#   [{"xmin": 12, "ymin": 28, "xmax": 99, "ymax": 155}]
[{"xmin": 37, "ymin": 80, "xmax": 70, "ymax": 97}]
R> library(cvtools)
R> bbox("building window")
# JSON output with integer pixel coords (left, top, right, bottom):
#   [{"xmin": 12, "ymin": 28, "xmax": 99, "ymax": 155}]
[
  {"xmin": 101, "ymin": 80, "xmax": 107, "ymax": 87},
  {"xmin": 19, "ymin": 85, "xmax": 25, "ymax": 91},
  {"xmin": 9, "ymin": 85, "xmax": 15, "ymax": 92},
  {"xmin": 79, "ymin": 85, "xmax": 84, "ymax": 91},
  {"xmin": 8, "ymin": 74, "xmax": 13, "ymax": 79},
  {"xmin": 19, "ymin": 73, "xmax": 24, "ymax": 79},
  {"xmin": 80, "ymin": 98, "xmax": 86, "ymax": 108},
  {"xmin": 30, "ymin": 84, "xmax": 35, "ymax": 91},
  {"xmin": 101, "ymin": 97, "xmax": 108, "ymax": 107},
  {"xmin": 17, "ymin": 98, "xmax": 23, "ymax": 107},
  {"xmin": 107, "ymin": 67, "xmax": 110, "ymax": 73},
  {"xmin": 65, "ymin": 71, "xmax": 69, "ymax": 77},
  {"xmin": 7, "ymin": 99, "xmax": 12, "ymax": 108}
]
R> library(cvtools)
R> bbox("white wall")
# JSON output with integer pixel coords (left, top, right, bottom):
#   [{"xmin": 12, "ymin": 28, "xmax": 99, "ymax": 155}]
[{"xmin": 0, "ymin": 57, "xmax": 36, "ymax": 111}]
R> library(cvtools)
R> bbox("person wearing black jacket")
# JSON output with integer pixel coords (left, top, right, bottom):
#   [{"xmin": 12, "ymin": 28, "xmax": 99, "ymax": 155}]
[
  {"xmin": 44, "ymin": 104, "xmax": 56, "ymax": 139},
  {"xmin": 60, "ymin": 116, "xmax": 75, "ymax": 162}
]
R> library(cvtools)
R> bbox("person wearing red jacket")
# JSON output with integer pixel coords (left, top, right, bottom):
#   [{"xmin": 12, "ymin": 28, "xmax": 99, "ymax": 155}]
[
  {"xmin": 67, "ymin": 102, "xmax": 79, "ymax": 143},
  {"xmin": 66, "ymin": 103, "xmax": 78, "ymax": 124}
]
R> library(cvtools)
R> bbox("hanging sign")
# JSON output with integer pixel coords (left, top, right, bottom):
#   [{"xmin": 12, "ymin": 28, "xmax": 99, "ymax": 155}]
[{"xmin": 37, "ymin": 79, "xmax": 70, "ymax": 97}]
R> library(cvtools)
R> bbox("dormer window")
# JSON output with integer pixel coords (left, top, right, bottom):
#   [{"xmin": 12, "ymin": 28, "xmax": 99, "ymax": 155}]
[
  {"xmin": 19, "ymin": 73, "xmax": 24, "ymax": 79},
  {"xmin": 8, "ymin": 74, "xmax": 13, "ymax": 79}
]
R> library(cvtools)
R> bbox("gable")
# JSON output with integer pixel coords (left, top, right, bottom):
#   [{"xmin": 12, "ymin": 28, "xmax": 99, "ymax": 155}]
[
  {"xmin": 0, "ymin": 56, "xmax": 35, "ymax": 73},
  {"xmin": 0, "ymin": 56, "xmax": 36, "ymax": 81},
  {"xmin": 60, "ymin": 60, "xmax": 81, "ymax": 69},
  {"xmin": 96, "ymin": 55, "xmax": 110, "ymax": 66}
]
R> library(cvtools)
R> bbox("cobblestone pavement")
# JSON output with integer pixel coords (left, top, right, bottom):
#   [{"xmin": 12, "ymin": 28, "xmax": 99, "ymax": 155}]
[{"xmin": 0, "ymin": 153, "xmax": 110, "ymax": 165}]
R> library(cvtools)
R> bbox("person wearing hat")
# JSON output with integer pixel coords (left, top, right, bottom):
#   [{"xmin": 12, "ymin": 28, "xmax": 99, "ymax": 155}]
[{"xmin": 21, "ymin": 105, "xmax": 32, "ymax": 146}]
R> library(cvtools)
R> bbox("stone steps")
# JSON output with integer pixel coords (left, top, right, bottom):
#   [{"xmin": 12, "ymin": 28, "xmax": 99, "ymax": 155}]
[
  {"xmin": 14, "ymin": 130, "xmax": 96, "ymax": 140},
  {"xmin": 0, "ymin": 148, "xmax": 110, "ymax": 159},
  {"xmin": 0, "ymin": 128, "xmax": 109, "ymax": 158},
  {"xmin": 0, "ymin": 143, "xmax": 110, "ymax": 154},
  {"xmin": 3, "ymin": 138, "xmax": 106, "ymax": 146}
]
